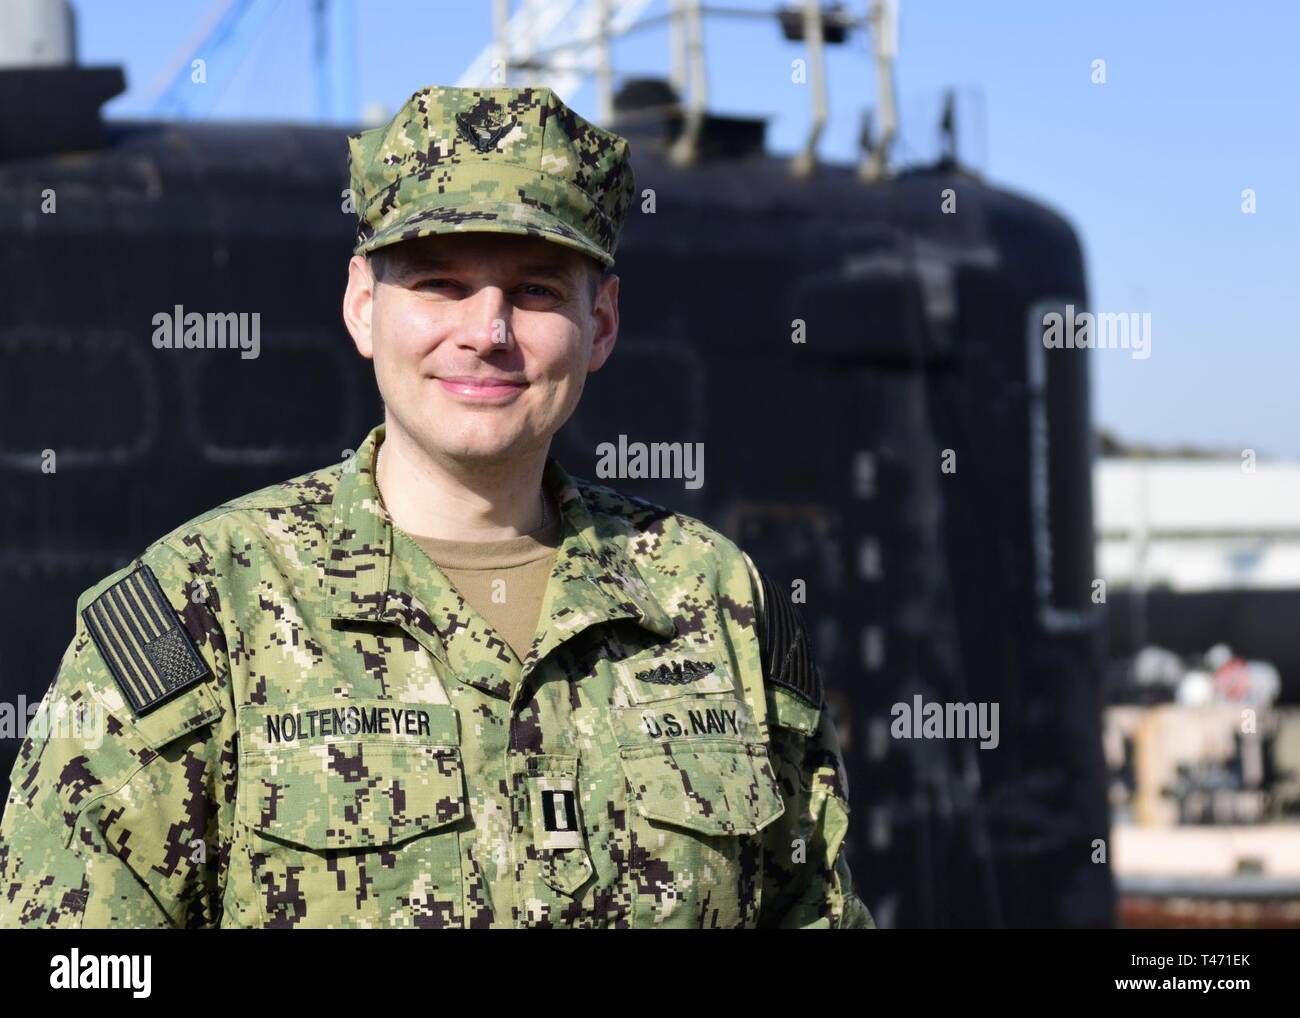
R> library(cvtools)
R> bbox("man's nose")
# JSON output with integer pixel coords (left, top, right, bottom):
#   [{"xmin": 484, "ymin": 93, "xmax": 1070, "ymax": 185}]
[{"xmin": 459, "ymin": 285, "xmax": 513, "ymax": 351}]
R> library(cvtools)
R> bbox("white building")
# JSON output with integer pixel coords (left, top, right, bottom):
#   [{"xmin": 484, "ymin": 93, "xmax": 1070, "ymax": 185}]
[{"xmin": 1095, "ymin": 458, "xmax": 1300, "ymax": 591}]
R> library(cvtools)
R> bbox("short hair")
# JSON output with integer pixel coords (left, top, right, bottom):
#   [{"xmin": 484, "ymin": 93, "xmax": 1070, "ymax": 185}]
[
  {"xmin": 366, "ymin": 246, "xmax": 607, "ymax": 306},
  {"xmin": 366, "ymin": 246, "xmax": 395, "ymax": 285},
  {"xmin": 586, "ymin": 262, "xmax": 609, "ymax": 303}
]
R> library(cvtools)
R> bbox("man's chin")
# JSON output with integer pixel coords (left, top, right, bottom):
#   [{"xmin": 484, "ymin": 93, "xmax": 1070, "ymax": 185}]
[
  {"xmin": 421, "ymin": 432, "xmax": 536, "ymax": 467},
  {"xmin": 399, "ymin": 404, "xmax": 548, "ymax": 465}
]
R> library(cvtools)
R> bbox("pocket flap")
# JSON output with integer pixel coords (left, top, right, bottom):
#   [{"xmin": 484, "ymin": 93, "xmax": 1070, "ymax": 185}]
[
  {"xmin": 239, "ymin": 700, "xmax": 464, "ymax": 849},
  {"xmin": 618, "ymin": 740, "xmax": 785, "ymax": 837}
]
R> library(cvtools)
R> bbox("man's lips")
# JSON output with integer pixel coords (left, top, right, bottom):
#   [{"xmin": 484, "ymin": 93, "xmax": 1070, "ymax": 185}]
[{"xmin": 435, "ymin": 376, "xmax": 527, "ymax": 402}]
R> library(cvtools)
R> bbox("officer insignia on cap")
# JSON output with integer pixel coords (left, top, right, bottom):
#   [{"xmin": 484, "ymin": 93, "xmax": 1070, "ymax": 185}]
[
  {"xmin": 634, "ymin": 659, "xmax": 716, "ymax": 686},
  {"xmin": 82, "ymin": 564, "xmax": 211, "ymax": 716},
  {"xmin": 455, "ymin": 100, "xmax": 515, "ymax": 153}
]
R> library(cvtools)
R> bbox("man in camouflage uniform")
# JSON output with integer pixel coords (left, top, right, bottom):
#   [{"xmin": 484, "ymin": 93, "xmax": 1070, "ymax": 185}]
[{"xmin": 0, "ymin": 86, "xmax": 871, "ymax": 928}]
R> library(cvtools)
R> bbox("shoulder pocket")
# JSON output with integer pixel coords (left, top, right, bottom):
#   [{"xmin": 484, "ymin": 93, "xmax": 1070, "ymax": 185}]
[
  {"xmin": 18, "ymin": 629, "xmax": 222, "ymax": 850},
  {"xmin": 766, "ymin": 683, "xmax": 822, "ymax": 736}
]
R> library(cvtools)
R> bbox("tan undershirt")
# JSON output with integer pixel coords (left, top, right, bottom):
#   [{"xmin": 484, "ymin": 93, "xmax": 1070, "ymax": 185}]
[{"xmin": 401, "ymin": 512, "xmax": 563, "ymax": 664}]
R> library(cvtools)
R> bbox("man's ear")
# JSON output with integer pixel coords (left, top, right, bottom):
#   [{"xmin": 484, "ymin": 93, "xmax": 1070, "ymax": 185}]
[
  {"xmin": 343, "ymin": 254, "xmax": 376, "ymax": 360},
  {"xmin": 587, "ymin": 271, "xmax": 620, "ymax": 372}
]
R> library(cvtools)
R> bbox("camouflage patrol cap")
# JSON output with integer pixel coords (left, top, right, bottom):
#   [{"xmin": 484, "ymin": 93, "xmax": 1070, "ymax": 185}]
[{"xmin": 347, "ymin": 85, "xmax": 635, "ymax": 268}]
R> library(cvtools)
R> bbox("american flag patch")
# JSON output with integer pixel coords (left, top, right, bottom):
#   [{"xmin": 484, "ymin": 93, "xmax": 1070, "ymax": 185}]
[
  {"xmin": 756, "ymin": 568, "xmax": 825, "ymax": 709},
  {"xmin": 81, "ymin": 564, "xmax": 211, "ymax": 716}
]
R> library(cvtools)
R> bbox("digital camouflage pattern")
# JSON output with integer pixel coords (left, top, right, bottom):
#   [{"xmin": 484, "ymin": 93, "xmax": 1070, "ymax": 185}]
[
  {"xmin": 0, "ymin": 424, "xmax": 871, "ymax": 928},
  {"xmin": 348, "ymin": 85, "xmax": 635, "ymax": 267}
]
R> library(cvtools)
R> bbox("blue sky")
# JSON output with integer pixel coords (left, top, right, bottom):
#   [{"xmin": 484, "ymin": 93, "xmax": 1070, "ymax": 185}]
[{"xmin": 72, "ymin": 0, "xmax": 1300, "ymax": 456}]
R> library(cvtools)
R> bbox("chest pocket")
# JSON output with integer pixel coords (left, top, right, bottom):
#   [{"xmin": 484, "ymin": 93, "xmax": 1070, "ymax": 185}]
[
  {"xmin": 609, "ymin": 693, "xmax": 785, "ymax": 927},
  {"xmin": 235, "ymin": 698, "xmax": 466, "ymax": 928}
]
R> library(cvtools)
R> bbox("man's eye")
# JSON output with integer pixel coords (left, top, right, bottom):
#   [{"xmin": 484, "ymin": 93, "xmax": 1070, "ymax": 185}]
[
  {"xmin": 414, "ymin": 278, "xmax": 458, "ymax": 291},
  {"xmin": 518, "ymin": 284, "xmax": 557, "ymax": 298}
]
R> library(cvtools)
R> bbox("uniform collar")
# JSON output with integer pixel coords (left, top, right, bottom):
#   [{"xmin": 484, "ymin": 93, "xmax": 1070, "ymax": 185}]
[{"xmin": 323, "ymin": 424, "xmax": 676, "ymax": 682}]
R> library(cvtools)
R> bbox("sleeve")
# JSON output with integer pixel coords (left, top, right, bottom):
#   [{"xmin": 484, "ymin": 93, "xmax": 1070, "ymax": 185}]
[
  {"xmin": 742, "ymin": 551, "xmax": 875, "ymax": 929},
  {"xmin": 0, "ymin": 539, "xmax": 234, "ymax": 929}
]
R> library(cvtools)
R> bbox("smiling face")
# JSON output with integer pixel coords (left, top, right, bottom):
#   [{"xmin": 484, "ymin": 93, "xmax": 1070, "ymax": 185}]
[{"xmin": 343, "ymin": 232, "xmax": 619, "ymax": 469}]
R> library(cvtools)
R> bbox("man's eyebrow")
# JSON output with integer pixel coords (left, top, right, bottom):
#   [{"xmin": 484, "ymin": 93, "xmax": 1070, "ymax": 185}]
[
  {"xmin": 513, "ymin": 262, "xmax": 578, "ymax": 282},
  {"xmin": 389, "ymin": 255, "xmax": 575, "ymax": 282},
  {"xmin": 389, "ymin": 253, "xmax": 450, "ymax": 276}
]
